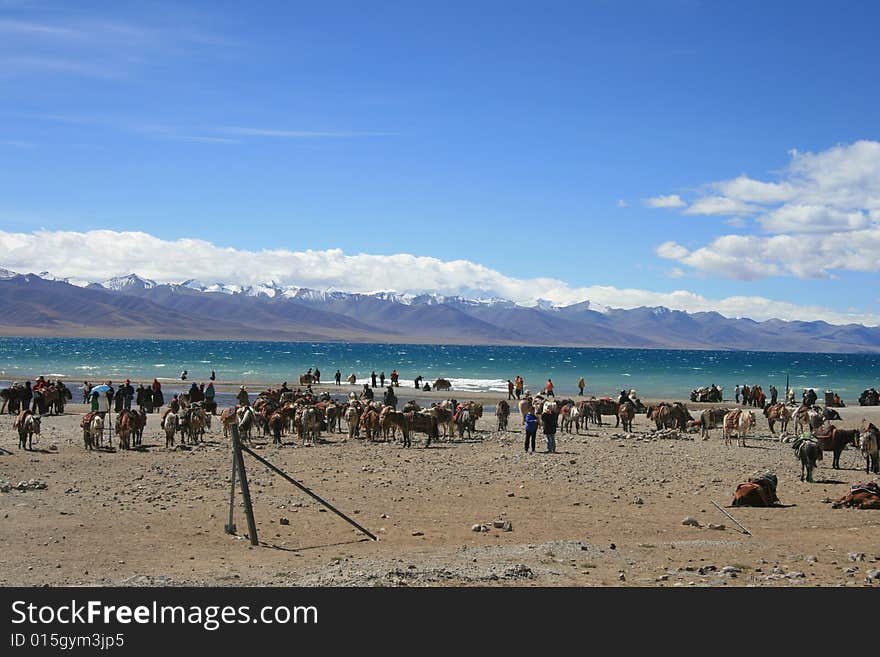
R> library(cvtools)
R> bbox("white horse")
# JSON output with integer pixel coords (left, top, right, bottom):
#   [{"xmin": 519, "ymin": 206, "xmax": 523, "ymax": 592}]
[
  {"xmin": 723, "ymin": 409, "xmax": 755, "ymax": 447},
  {"xmin": 89, "ymin": 414, "xmax": 105, "ymax": 450},
  {"xmin": 860, "ymin": 421, "xmax": 879, "ymax": 474},
  {"xmin": 163, "ymin": 412, "xmax": 178, "ymax": 448}
]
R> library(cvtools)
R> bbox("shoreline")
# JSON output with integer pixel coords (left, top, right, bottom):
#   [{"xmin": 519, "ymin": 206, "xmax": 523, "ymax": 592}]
[{"xmin": 1, "ymin": 374, "xmax": 874, "ymax": 406}]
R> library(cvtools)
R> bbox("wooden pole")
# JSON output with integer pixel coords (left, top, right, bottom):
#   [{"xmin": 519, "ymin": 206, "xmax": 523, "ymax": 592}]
[
  {"xmin": 239, "ymin": 442, "xmax": 378, "ymax": 541},
  {"xmin": 224, "ymin": 448, "xmax": 237, "ymax": 535},
  {"xmin": 711, "ymin": 500, "xmax": 752, "ymax": 536},
  {"xmin": 230, "ymin": 424, "xmax": 259, "ymax": 545}
]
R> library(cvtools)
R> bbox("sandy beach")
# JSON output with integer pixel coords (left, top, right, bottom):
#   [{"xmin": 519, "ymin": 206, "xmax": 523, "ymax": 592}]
[{"xmin": 1, "ymin": 386, "xmax": 879, "ymax": 587}]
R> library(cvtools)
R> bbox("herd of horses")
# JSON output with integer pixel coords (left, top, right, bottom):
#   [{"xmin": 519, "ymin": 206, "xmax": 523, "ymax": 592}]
[
  {"xmin": 6, "ymin": 377, "xmax": 880, "ymax": 487},
  {"xmin": 1, "ymin": 381, "xmax": 72, "ymax": 415},
  {"xmin": 212, "ymin": 387, "xmax": 484, "ymax": 450}
]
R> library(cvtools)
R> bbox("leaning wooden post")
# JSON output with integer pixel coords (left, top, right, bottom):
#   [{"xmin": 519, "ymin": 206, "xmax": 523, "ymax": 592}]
[
  {"xmin": 230, "ymin": 424, "xmax": 259, "ymax": 546},
  {"xmin": 224, "ymin": 448, "xmax": 238, "ymax": 535}
]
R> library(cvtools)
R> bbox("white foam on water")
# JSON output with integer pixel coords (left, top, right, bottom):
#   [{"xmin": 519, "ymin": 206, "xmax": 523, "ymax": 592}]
[
  {"xmin": 447, "ymin": 378, "xmax": 508, "ymax": 393},
  {"xmin": 48, "ymin": 373, "xmax": 67, "ymax": 377}
]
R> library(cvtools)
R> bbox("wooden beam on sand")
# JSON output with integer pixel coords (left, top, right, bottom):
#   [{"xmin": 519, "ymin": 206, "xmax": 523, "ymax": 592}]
[
  {"xmin": 238, "ymin": 442, "xmax": 378, "ymax": 542},
  {"xmin": 711, "ymin": 500, "xmax": 752, "ymax": 536}
]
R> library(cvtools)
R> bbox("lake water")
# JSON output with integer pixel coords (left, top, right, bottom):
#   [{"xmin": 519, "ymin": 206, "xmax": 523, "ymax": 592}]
[{"xmin": 1, "ymin": 337, "xmax": 878, "ymax": 402}]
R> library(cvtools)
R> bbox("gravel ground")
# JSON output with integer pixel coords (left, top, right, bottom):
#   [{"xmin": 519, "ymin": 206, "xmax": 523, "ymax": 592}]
[{"xmin": 1, "ymin": 398, "xmax": 879, "ymax": 587}]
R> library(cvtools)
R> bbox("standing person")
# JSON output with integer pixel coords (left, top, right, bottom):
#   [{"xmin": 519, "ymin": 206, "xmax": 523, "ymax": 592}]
[
  {"xmin": 542, "ymin": 407, "xmax": 558, "ymax": 453},
  {"xmin": 205, "ymin": 381, "xmax": 216, "ymax": 413},
  {"xmin": 210, "ymin": 370, "xmax": 216, "ymax": 381},
  {"xmin": 523, "ymin": 410, "xmax": 538, "ymax": 453},
  {"xmin": 113, "ymin": 386, "xmax": 125, "ymax": 413},
  {"xmin": 770, "ymin": 385, "xmax": 778, "ymax": 405},
  {"xmin": 81, "ymin": 381, "xmax": 91, "ymax": 404},
  {"xmin": 23, "ymin": 381, "xmax": 33, "ymax": 413},
  {"xmin": 236, "ymin": 386, "xmax": 249, "ymax": 407},
  {"xmin": 415, "ymin": 375, "xmax": 423, "ymax": 389},
  {"xmin": 515, "ymin": 376, "xmax": 523, "ymax": 400},
  {"xmin": 371, "ymin": 371, "xmax": 377, "ymax": 388},
  {"xmin": 314, "ymin": 368, "xmax": 320, "ymax": 383},
  {"xmin": 181, "ymin": 370, "xmax": 188, "ymax": 381},
  {"xmin": 383, "ymin": 385, "xmax": 398, "ymax": 410},
  {"xmin": 122, "ymin": 379, "xmax": 134, "ymax": 411},
  {"xmin": 735, "ymin": 384, "xmax": 740, "ymax": 404},
  {"xmin": 578, "ymin": 377, "xmax": 585, "ymax": 396},
  {"xmin": 545, "ymin": 379, "xmax": 555, "ymax": 397},
  {"xmin": 391, "ymin": 370, "xmax": 399, "ymax": 386},
  {"xmin": 507, "ymin": 379, "xmax": 514, "ymax": 400},
  {"xmin": 335, "ymin": 370, "xmax": 341, "ymax": 385},
  {"xmin": 380, "ymin": 371, "xmax": 386, "ymax": 387},
  {"xmin": 136, "ymin": 384, "xmax": 146, "ymax": 412}
]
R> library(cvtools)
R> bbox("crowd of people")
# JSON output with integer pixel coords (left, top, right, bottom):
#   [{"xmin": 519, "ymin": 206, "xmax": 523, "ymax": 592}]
[{"xmin": 80, "ymin": 378, "xmax": 217, "ymax": 415}]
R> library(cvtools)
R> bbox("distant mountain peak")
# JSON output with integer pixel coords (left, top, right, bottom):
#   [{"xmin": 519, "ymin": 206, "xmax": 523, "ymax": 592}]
[{"xmin": 103, "ymin": 273, "xmax": 157, "ymax": 291}]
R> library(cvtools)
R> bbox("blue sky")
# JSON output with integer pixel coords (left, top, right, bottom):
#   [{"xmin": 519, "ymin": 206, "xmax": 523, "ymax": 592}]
[{"xmin": 1, "ymin": 1, "xmax": 879, "ymax": 324}]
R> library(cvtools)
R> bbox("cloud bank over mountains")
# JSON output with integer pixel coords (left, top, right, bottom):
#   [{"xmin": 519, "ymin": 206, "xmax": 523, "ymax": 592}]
[{"xmin": 1, "ymin": 228, "xmax": 877, "ymax": 326}]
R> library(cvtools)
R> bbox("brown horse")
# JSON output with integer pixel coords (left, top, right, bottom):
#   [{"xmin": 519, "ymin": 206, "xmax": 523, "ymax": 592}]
[
  {"xmin": 814, "ymin": 424, "xmax": 859, "ymax": 469},
  {"xmin": 115, "ymin": 410, "xmax": 132, "ymax": 450},
  {"xmin": 832, "ymin": 482, "xmax": 880, "ymax": 509},
  {"xmin": 618, "ymin": 401, "xmax": 635, "ymax": 432},
  {"xmin": 763, "ymin": 403, "xmax": 791, "ymax": 434},
  {"xmin": 405, "ymin": 411, "xmax": 438, "ymax": 448}
]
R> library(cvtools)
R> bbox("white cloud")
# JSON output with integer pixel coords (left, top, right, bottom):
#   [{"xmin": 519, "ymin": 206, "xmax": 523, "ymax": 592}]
[
  {"xmin": 684, "ymin": 196, "xmax": 760, "ymax": 216},
  {"xmin": 758, "ymin": 204, "xmax": 870, "ymax": 233},
  {"xmin": 616, "ymin": 199, "xmax": 628, "ymax": 208},
  {"xmin": 712, "ymin": 175, "xmax": 794, "ymax": 204},
  {"xmin": 655, "ymin": 241, "xmax": 689, "ymax": 260},
  {"xmin": 658, "ymin": 227, "xmax": 880, "ymax": 280},
  {"xmin": 0, "ymin": 229, "xmax": 877, "ymax": 326},
  {"xmin": 644, "ymin": 194, "xmax": 686, "ymax": 208},
  {"xmin": 648, "ymin": 140, "xmax": 880, "ymax": 279}
]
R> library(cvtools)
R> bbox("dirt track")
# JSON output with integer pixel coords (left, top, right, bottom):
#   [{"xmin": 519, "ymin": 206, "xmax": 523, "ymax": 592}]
[{"xmin": 1, "ymin": 392, "xmax": 879, "ymax": 587}]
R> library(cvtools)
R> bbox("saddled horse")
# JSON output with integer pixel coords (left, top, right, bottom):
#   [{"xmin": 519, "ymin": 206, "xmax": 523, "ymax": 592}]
[
  {"xmin": 731, "ymin": 473, "xmax": 779, "ymax": 507},
  {"xmin": 722, "ymin": 409, "xmax": 755, "ymax": 447},
  {"xmin": 696, "ymin": 407, "xmax": 730, "ymax": 440},
  {"xmin": 589, "ymin": 398, "xmax": 620, "ymax": 426},
  {"xmin": 115, "ymin": 410, "xmax": 133, "ymax": 450},
  {"xmin": 406, "ymin": 411, "xmax": 438, "ymax": 448},
  {"xmin": 43, "ymin": 383, "xmax": 72, "ymax": 415},
  {"xmin": 792, "ymin": 434, "xmax": 822, "ymax": 482},
  {"xmin": 618, "ymin": 401, "xmax": 635, "ymax": 432},
  {"xmin": 0, "ymin": 385, "xmax": 29, "ymax": 414},
  {"xmin": 813, "ymin": 423, "xmax": 859, "ymax": 470},
  {"xmin": 454, "ymin": 408, "xmax": 473, "ymax": 440},
  {"xmin": 763, "ymin": 403, "xmax": 792, "ymax": 435},
  {"xmin": 14, "ymin": 411, "xmax": 41, "ymax": 450}
]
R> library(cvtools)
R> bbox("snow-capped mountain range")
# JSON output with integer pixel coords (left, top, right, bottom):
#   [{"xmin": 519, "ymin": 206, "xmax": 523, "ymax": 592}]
[{"xmin": 0, "ymin": 268, "xmax": 878, "ymax": 352}]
